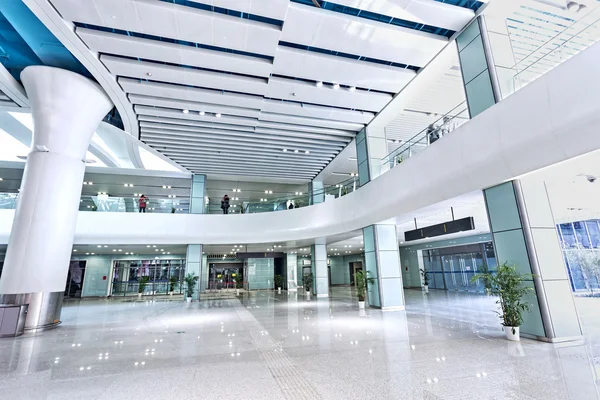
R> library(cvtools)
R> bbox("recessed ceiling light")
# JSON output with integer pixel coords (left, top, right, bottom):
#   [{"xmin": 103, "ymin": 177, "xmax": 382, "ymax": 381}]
[
  {"xmin": 294, "ymin": 150, "xmax": 299, "ymax": 153},
  {"xmin": 146, "ymin": 72, "xmax": 152, "ymax": 76},
  {"xmin": 182, "ymin": 109, "xmax": 189, "ymax": 114},
  {"xmin": 91, "ymin": 253, "xmax": 95, "ymax": 255},
  {"xmin": 113, "ymin": 249, "xmax": 116, "ymax": 252},
  {"xmin": 215, "ymin": 113, "xmax": 221, "ymax": 118},
  {"xmin": 199, "ymin": 111, "xmax": 205, "ymax": 116},
  {"xmin": 333, "ymin": 83, "xmax": 340, "ymax": 90},
  {"xmin": 73, "ymin": 249, "xmax": 77, "ymax": 252},
  {"xmin": 118, "ymin": 249, "xmax": 122, "ymax": 252},
  {"xmin": 349, "ymin": 86, "xmax": 356, "ymax": 92},
  {"xmin": 86, "ymin": 253, "xmax": 90, "ymax": 255},
  {"xmin": 104, "ymin": 245, "xmax": 108, "ymax": 248},
  {"xmin": 0, "ymin": 178, "xmax": 3, "ymax": 181},
  {"xmin": 316, "ymin": 81, "xmax": 323, "ymax": 87},
  {"xmin": 282, "ymin": 149, "xmax": 287, "ymax": 152},
  {"xmin": 305, "ymin": 150, "xmax": 310, "ymax": 154}
]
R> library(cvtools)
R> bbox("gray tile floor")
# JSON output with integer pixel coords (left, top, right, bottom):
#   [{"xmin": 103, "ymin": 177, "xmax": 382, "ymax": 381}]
[{"xmin": 0, "ymin": 288, "xmax": 598, "ymax": 399}]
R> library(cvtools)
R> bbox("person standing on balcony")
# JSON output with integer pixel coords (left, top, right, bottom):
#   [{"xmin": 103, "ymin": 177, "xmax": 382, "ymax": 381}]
[
  {"xmin": 221, "ymin": 194, "xmax": 230, "ymax": 214},
  {"xmin": 138, "ymin": 194, "xmax": 148, "ymax": 213}
]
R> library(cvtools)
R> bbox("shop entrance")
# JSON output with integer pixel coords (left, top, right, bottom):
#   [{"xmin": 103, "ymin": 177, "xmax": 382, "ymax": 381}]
[{"xmin": 208, "ymin": 263, "xmax": 243, "ymax": 291}]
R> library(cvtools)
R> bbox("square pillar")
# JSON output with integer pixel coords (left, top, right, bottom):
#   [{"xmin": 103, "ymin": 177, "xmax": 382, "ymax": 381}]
[
  {"xmin": 190, "ymin": 174, "xmax": 206, "ymax": 214},
  {"xmin": 311, "ymin": 245, "xmax": 329, "ymax": 297},
  {"xmin": 456, "ymin": 16, "xmax": 501, "ymax": 118},
  {"xmin": 484, "ymin": 180, "xmax": 582, "ymax": 342},
  {"xmin": 286, "ymin": 253, "xmax": 298, "ymax": 291},
  {"xmin": 186, "ymin": 244, "xmax": 203, "ymax": 300},
  {"xmin": 310, "ymin": 180, "xmax": 324, "ymax": 205},
  {"xmin": 363, "ymin": 224, "xmax": 405, "ymax": 310},
  {"xmin": 356, "ymin": 126, "xmax": 389, "ymax": 187}
]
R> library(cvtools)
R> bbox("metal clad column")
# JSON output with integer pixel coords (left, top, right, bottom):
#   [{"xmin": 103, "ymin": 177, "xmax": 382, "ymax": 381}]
[
  {"xmin": 0, "ymin": 66, "xmax": 112, "ymax": 330},
  {"xmin": 483, "ymin": 180, "xmax": 582, "ymax": 342},
  {"xmin": 311, "ymin": 244, "xmax": 329, "ymax": 297},
  {"xmin": 186, "ymin": 245, "xmax": 203, "ymax": 300}
]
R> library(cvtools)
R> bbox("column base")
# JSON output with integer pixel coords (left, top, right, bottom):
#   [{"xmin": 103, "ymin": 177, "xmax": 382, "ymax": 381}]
[
  {"xmin": 316, "ymin": 294, "xmax": 329, "ymax": 298},
  {"xmin": 0, "ymin": 292, "xmax": 63, "ymax": 331},
  {"xmin": 381, "ymin": 306, "xmax": 406, "ymax": 312},
  {"xmin": 520, "ymin": 332, "xmax": 584, "ymax": 344}
]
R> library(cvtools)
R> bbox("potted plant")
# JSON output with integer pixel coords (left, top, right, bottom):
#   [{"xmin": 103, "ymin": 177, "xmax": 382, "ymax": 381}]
[
  {"xmin": 477, "ymin": 264, "xmax": 492, "ymax": 295},
  {"xmin": 274, "ymin": 274, "xmax": 284, "ymax": 294},
  {"xmin": 354, "ymin": 270, "xmax": 375, "ymax": 309},
  {"xmin": 235, "ymin": 275, "xmax": 243, "ymax": 295},
  {"xmin": 171, "ymin": 206, "xmax": 176, "ymax": 213},
  {"xmin": 471, "ymin": 262, "xmax": 534, "ymax": 341},
  {"xmin": 138, "ymin": 276, "xmax": 150, "ymax": 298},
  {"xmin": 420, "ymin": 268, "xmax": 430, "ymax": 294},
  {"xmin": 168, "ymin": 276, "xmax": 178, "ymax": 295},
  {"xmin": 184, "ymin": 272, "xmax": 199, "ymax": 303},
  {"xmin": 302, "ymin": 273, "xmax": 313, "ymax": 299},
  {"xmin": 396, "ymin": 155, "xmax": 404, "ymax": 165}
]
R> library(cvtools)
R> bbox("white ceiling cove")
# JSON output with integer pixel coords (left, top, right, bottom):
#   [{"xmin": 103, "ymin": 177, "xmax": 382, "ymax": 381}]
[{"xmin": 49, "ymin": 0, "xmax": 479, "ymax": 181}]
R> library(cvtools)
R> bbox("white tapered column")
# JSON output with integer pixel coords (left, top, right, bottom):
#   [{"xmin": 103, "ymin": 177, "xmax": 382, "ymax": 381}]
[{"xmin": 0, "ymin": 66, "xmax": 112, "ymax": 329}]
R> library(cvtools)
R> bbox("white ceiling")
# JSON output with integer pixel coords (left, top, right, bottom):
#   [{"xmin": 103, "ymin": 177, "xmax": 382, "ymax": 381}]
[{"xmin": 48, "ymin": 0, "xmax": 480, "ymax": 182}]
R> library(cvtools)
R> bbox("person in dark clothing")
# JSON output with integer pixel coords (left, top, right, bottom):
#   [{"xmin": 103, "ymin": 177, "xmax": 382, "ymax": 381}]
[
  {"xmin": 288, "ymin": 203, "xmax": 294, "ymax": 210},
  {"xmin": 427, "ymin": 124, "xmax": 439, "ymax": 145},
  {"xmin": 221, "ymin": 194, "xmax": 230, "ymax": 214}
]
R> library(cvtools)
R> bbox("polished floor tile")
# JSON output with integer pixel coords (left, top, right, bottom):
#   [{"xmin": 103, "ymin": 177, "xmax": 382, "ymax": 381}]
[{"xmin": 0, "ymin": 288, "xmax": 598, "ymax": 400}]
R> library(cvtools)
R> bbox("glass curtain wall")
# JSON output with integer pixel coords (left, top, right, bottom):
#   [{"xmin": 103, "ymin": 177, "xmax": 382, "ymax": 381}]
[
  {"xmin": 422, "ymin": 243, "xmax": 496, "ymax": 293},
  {"xmin": 558, "ymin": 220, "xmax": 600, "ymax": 292},
  {"xmin": 111, "ymin": 258, "xmax": 186, "ymax": 296}
]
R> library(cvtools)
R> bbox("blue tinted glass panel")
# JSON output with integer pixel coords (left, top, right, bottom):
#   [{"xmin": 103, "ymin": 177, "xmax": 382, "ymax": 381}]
[
  {"xmin": 573, "ymin": 221, "xmax": 591, "ymax": 248},
  {"xmin": 559, "ymin": 223, "xmax": 576, "ymax": 249},
  {"xmin": 586, "ymin": 221, "xmax": 600, "ymax": 248}
]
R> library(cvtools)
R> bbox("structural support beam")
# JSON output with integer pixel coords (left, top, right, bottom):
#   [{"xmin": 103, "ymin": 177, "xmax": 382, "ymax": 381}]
[
  {"xmin": 363, "ymin": 224, "xmax": 405, "ymax": 310},
  {"xmin": 286, "ymin": 253, "xmax": 298, "ymax": 291},
  {"xmin": 356, "ymin": 125, "xmax": 388, "ymax": 186},
  {"xmin": 311, "ymin": 244, "xmax": 329, "ymax": 297},
  {"xmin": 186, "ymin": 245, "xmax": 204, "ymax": 299},
  {"xmin": 190, "ymin": 174, "xmax": 207, "ymax": 214},
  {"xmin": 484, "ymin": 180, "xmax": 582, "ymax": 342},
  {"xmin": 0, "ymin": 66, "xmax": 112, "ymax": 330}
]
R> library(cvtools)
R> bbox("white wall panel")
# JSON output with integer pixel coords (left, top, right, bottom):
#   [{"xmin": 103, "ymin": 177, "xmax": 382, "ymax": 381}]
[
  {"xmin": 281, "ymin": 4, "xmax": 447, "ymax": 67},
  {"xmin": 77, "ymin": 28, "xmax": 273, "ymax": 78},
  {"xmin": 102, "ymin": 55, "xmax": 268, "ymax": 95},
  {"xmin": 272, "ymin": 46, "xmax": 415, "ymax": 92},
  {"xmin": 265, "ymin": 76, "xmax": 392, "ymax": 112},
  {"xmin": 331, "ymin": 0, "xmax": 474, "ymax": 32},
  {"xmin": 3, "ymin": 40, "xmax": 600, "ymax": 244}
]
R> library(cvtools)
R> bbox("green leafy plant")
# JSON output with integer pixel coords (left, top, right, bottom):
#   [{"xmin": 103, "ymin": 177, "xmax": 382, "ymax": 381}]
[
  {"xmin": 420, "ymin": 268, "xmax": 430, "ymax": 286},
  {"xmin": 138, "ymin": 276, "xmax": 150, "ymax": 294},
  {"xmin": 354, "ymin": 270, "xmax": 375, "ymax": 302},
  {"xmin": 471, "ymin": 262, "xmax": 534, "ymax": 331},
  {"xmin": 274, "ymin": 274, "xmax": 284, "ymax": 289},
  {"xmin": 477, "ymin": 264, "xmax": 492, "ymax": 293},
  {"xmin": 171, "ymin": 206, "xmax": 176, "ymax": 213},
  {"xmin": 168, "ymin": 276, "xmax": 178, "ymax": 292},
  {"xmin": 302, "ymin": 273, "xmax": 313, "ymax": 292},
  {"xmin": 234, "ymin": 275, "xmax": 243, "ymax": 289},
  {"xmin": 396, "ymin": 155, "xmax": 405, "ymax": 164},
  {"xmin": 184, "ymin": 272, "xmax": 199, "ymax": 298}
]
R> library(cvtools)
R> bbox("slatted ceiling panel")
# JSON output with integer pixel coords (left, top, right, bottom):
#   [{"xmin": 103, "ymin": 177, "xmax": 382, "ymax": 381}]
[
  {"xmin": 272, "ymin": 46, "xmax": 415, "ymax": 93},
  {"xmin": 128, "ymin": 94, "xmax": 261, "ymax": 119},
  {"xmin": 102, "ymin": 56, "xmax": 270, "ymax": 96},
  {"xmin": 52, "ymin": 0, "xmax": 283, "ymax": 55},
  {"xmin": 261, "ymin": 100, "xmax": 373, "ymax": 124},
  {"xmin": 134, "ymin": 105, "xmax": 259, "ymax": 127},
  {"xmin": 330, "ymin": 0, "xmax": 475, "ymax": 31},
  {"xmin": 192, "ymin": 0, "xmax": 291, "ymax": 20},
  {"xmin": 140, "ymin": 123, "xmax": 348, "ymax": 147},
  {"xmin": 140, "ymin": 130, "xmax": 341, "ymax": 154},
  {"xmin": 265, "ymin": 77, "xmax": 392, "ymax": 112},
  {"xmin": 257, "ymin": 112, "xmax": 364, "ymax": 131},
  {"xmin": 139, "ymin": 116, "xmax": 256, "ymax": 133},
  {"xmin": 255, "ymin": 120, "xmax": 355, "ymax": 137},
  {"xmin": 51, "ymin": 0, "xmax": 479, "ymax": 181},
  {"xmin": 384, "ymin": 112, "xmax": 438, "ymax": 142},
  {"xmin": 77, "ymin": 28, "xmax": 274, "ymax": 78},
  {"xmin": 119, "ymin": 78, "xmax": 266, "ymax": 110},
  {"xmin": 281, "ymin": 3, "xmax": 448, "ymax": 67}
]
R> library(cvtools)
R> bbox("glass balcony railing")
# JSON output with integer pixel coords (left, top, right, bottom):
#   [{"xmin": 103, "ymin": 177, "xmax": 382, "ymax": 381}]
[
  {"xmin": 510, "ymin": 14, "xmax": 600, "ymax": 94},
  {"xmin": 380, "ymin": 103, "xmax": 469, "ymax": 174}
]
